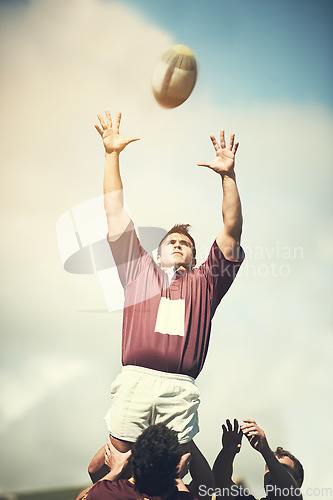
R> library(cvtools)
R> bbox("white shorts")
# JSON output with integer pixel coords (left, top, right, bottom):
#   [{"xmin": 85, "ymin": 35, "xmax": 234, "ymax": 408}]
[{"xmin": 104, "ymin": 365, "xmax": 200, "ymax": 444}]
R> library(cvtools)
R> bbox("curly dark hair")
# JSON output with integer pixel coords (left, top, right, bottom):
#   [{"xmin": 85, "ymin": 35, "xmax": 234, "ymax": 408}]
[
  {"xmin": 275, "ymin": 447, "xmax": 304, "ymax": 487},
  {"xmin": 132, "ymin": 423, "xmax": 182, "ymax": 496},
  {"xmin": 158, "ymin": 223, "xmax": 196, "ymax": 259}
]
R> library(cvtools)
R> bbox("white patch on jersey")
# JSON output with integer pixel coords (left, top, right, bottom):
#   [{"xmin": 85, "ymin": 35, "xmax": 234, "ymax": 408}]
[{"xmin": 154, "ymin": 297, "xmax": 185, "ymax": 337}]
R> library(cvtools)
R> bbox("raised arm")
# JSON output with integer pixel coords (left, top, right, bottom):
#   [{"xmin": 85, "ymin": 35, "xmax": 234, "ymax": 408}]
[
  {"xmin": 213, "ymin": 419, "xmax": 243, "ymax": 492},
  {"xmin": 187, "ymin": 441, "xmax": 215, "ymax": 500},
  {"xmin": 240, "ymin": 420, "xmax": 302, "ymax": 500},
  {"xmin": 197, "ymin": 130, "xmax": 242, "ymax": 261},
  {"xmin": 95, "ymin": 110, "xmax": 139, "ymax": 240}
]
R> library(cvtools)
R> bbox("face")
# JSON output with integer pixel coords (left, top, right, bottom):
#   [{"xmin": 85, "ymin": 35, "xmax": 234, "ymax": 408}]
[
  {"xmin": 264, "ymin": 455, "xmax": 296, "ymax": 488},
  {"xmin": 157, "ymin": 233, "xmax": 195, "ymax": 270}
]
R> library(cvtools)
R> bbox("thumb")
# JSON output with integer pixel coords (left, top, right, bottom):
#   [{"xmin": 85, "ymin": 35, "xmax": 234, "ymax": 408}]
[
  {"xmin": 197, "ymin": 161, "xmax": 211, "ymax": 168},
  {"xmin": 126, "ymin": 137, "xmax": 140, "ymax": 145}
]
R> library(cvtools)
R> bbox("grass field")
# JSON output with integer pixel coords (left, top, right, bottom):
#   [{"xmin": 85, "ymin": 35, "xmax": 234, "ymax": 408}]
[{"xmin": 0, "ymin": 485, "xmax": 87, "ymax": 500}]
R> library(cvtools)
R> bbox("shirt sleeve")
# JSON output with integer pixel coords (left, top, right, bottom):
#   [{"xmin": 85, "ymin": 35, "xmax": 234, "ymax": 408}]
[
  {"xmin": 199, "ymin": 240, "xmax": 245, "ymax": 316},
  {"xmin": 107, "ymin": 220, "xmax": 152, "ymax": 288}
]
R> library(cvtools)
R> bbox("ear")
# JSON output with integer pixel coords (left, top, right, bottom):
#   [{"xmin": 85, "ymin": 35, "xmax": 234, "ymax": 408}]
[{"xmin": 156, "ymin": 254, "xmax": 161, "ymax": 266}]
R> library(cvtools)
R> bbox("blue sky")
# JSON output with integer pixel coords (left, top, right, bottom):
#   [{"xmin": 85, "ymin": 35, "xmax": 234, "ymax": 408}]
[
  {"xmin": 0, "ymin": 0, "xmax": 332, "ymax": 495},
  {"xmin": 118, "ymin": 0, "xmax": 333, "ymax": 107}
]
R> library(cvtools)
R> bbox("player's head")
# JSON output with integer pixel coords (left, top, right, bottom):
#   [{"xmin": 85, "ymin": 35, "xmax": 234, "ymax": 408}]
[
  {"xmin": 132, "ymin": 423, "xmax": 182, "ymax": 496},
  {"xmin": 264, "ymin": 447, "xmax": 304, "ymax": 489},
  {"xmin": 157, "ymin": 224, "xmax": 196, "ymax": 270}
]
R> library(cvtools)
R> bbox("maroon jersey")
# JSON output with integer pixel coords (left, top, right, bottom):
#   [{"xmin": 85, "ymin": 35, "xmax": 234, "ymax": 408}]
[
  {"xmin": 109, "ymin": 222, "xmax": 244, "ymax": 379},
  {"xmin": 85, "ymin": 479, "xmax": 197, "ymax": 499}
]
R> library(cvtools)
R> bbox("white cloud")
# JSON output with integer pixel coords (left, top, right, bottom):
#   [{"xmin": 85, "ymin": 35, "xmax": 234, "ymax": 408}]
[{"xmin": 0, "ymin": 356, "xmax": 85, "ymax": 430}]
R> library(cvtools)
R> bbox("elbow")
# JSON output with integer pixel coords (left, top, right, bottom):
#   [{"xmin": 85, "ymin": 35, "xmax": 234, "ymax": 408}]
[{"xmin": 88, "ymin": 461, "xmax": 96, "ymax": 476}]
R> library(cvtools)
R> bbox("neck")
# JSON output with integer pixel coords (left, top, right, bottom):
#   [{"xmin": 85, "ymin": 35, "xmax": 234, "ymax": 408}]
[{"xmin": 160, "ymin": 265, "xmax": 190, "ymax": 273}]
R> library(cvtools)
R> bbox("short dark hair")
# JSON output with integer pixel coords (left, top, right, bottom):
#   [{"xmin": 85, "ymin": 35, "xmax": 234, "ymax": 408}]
[
  {"xmin": 158, "ymin": 223, "xmax": 196, "ymax": 259},
  {"xmin": 132, "ymin": 423, "xmax": 182, "ymax": 496},
  {"xmin": 275, "ymin": 447, "xmax": 304, "ymax": 487}
]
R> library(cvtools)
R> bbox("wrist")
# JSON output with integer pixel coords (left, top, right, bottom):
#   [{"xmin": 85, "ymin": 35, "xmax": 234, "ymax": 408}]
[
  {"xmin": 104, "ymin": 464, "xmax": 123, "ymax": 480},
  {"xmin": 105, "ymin": 151, "xmax": 120, "ymax": 158},
  {"xmin": 221, "ymin": 447, "xmax": 238, "ymax": 458},
  {"xmin": 259, "ymin": 439, "xmax": 272, "ymax": 459},
  {"xmin": 221, "ymin": 170, "xmax": 236, "ymax": 181}
]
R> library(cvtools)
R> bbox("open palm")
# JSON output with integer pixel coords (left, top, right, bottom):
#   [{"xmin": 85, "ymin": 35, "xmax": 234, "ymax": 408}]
[
  {"xmin": 95, "ymin": 110, "xmax": 139, "ymax": 154},
  {"xmin": 222, "ymin": 419, "xmax": 243, "ymax": 454},
  {"xmin": 197, "ymin": 129, "xmax": 239, "ymax": 175}
]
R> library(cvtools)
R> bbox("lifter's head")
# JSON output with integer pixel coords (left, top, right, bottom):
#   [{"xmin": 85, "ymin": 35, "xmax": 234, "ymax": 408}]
[
  {"xmin": 264, "ymin": 447, "xmax": 304, "ymax": 489},
  {"xmin": 132, "ymin": 423, "xmax": 182, "ymax": 496},
  {"xmin": 157, "ymin": 224, "xmax": 196, "ymax": 271}
]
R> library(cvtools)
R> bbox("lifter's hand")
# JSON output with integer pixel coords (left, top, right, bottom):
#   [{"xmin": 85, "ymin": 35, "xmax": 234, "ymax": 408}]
[
  {"xmin": 95, "ymin": 110, "xmax": 140, "ymax": 154},
  {"xmin": 222, "ymin": 418, "xmax": 243, "ymax": 455},
  {"xmin": 177, "ymin": 452, "xmax": 192, "ymax": 479},
  {"xmin": 197, "ymin": 130, "xmax": 239, "ymax": 176},
  {"xmin": 240, "ymin": 419, "xmax": 269, "ymax": 455},
  {"xmin": 104, "ymin": 436, "xmax": 132, "ymax": 474}
]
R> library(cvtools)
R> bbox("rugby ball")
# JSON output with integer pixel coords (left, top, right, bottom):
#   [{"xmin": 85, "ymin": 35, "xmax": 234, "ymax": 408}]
[{"xmin": 152, "ymin": 44, "xmax": 197, "ymax": 109}]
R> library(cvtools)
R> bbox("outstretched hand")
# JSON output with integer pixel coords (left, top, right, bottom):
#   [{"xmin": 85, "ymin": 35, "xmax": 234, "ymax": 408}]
[
  {"xmin": 240, "ymin": 419, "xmax": 269, "ymax": 454},
  {"xmin": 197, "ymin": 130, "xmax": 239, "ymax": 175},
  {"xmin": 95, "ymin": 110, "xmax": 140, "ymax": 154},
  {"xmin": 222, "ymin": 418, "xmax": 243, "ymax": 455}
]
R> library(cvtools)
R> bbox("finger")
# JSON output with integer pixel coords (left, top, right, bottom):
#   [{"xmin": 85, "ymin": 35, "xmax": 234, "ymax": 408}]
[
  {"xmin": 222, "ymin": 424, "xmax": 227, "ymax": 434},
  {"xmin": 97, "ymin": 114, "xmax": 107, "ymax": 130},
  {"xmin": 177, "ymin": 452, "xmax": 191, "ymax": 469},
  {"xmin": 241, "ymin": 420, "xmax": 256, "ymax": 428},
  {"xmin": 241, "ymin": 426, "xmax": 257, "ymax": 433},
  {"xmin": 228, "ymin": 133, "xmax": 235, "ymax": 150},
  {"xmin": 94, "ymin": 124, "xmax": 104, "ymax": 137},
  {"xmin": 197, "ymin": 162, "xmax": 211, "ymax": 168},
  {"xmin": 240, "ymin": 423, "xmax": 256, "ymax": 429},
  {"xmin": 226, "ymin": 419, "xmax": 232, "ymax": 432},
  {"xmin": 233, "ymin": 141, "xmax": 239, "ymax": 155},
  {"xmin": 234, "ymin": 418, "xmax": 239, "ymax": 432},
  {"xmin": 220, "ymin": 130, "xmax": 226, "ymax": 149},
  {"xmin": 105, "ymin": 110, "xmax": 112, "ymax": 128},
  {"xmin": 126, "ymin": 137, "xmax": 140, "ymax": 145},
  {"xmin": 210, "ymin": 135, "xmax": 220, "ymax": 152},
  {"xmin": 242, "ymin": 430, "xmax": 258, "ymax": 438},
  {"xmin": 241, "ymin": 422, "xmax": 258, "ymax": 429},
  {"xmin": 240, "ymin": 423, "xmax": 253, "ymax": 429},
  {"xmin": 115, "ymin": 112, "xmax": 121, "ymax": 130},
  {"xmin": 242, "ymin": 419, "xmax": 255, "ymax": 424}
]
